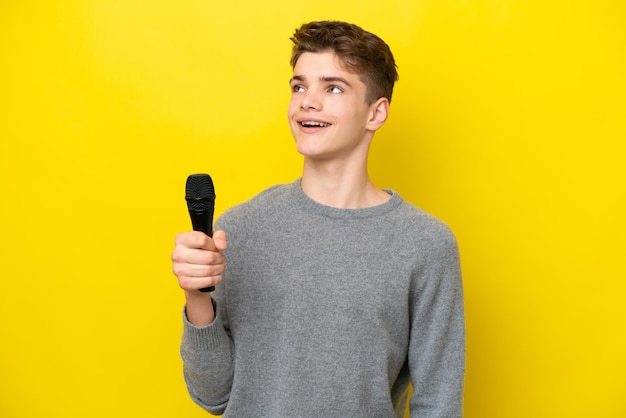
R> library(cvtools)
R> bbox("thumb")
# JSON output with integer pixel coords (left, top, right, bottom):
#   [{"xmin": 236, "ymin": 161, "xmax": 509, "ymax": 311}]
[{"xmin": 212, "ymin": 229, "xmax": 228, "ymax": 251}]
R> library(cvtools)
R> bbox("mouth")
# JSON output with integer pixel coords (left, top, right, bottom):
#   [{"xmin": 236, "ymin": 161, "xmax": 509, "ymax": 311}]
[{"xmin": 299, "ymin": 120, "xmax": 332, "ymax": 128}]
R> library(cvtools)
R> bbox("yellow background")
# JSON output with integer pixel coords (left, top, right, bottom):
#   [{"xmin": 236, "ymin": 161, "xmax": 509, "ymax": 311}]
[{"xmin": 1, "ymin": 1, "xmax": 624, "ymax": 417}]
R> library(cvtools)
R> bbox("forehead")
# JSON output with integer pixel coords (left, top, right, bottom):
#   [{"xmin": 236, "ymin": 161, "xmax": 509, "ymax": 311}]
[{"xmin": 293, "ymin": 51, "xmax": 354, "ymax": 77}]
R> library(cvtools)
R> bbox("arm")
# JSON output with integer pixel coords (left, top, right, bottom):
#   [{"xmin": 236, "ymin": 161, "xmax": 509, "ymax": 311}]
[
  {"xmin": 172, "ymin": 230, "xmax": 234, "ymax": 414},
  {"xmin": 409, "ymin": 231, "xmax": 466, "ymax": 417},
  {"xmin": 180, "ymin": 297, "xmax": 234, "ymax": 414}
]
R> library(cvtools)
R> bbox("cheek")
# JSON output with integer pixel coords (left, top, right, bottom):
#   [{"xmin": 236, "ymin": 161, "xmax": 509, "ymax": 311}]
[
  {"xmin": 287, "ymin": 96, "xmax": 299, "ymax": 116},
  {"xmin": 287, "ymin": 103, "xmax": 299, "ymax": 135}
]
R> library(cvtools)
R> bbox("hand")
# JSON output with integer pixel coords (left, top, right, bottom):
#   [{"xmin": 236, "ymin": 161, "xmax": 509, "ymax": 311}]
[{"xmin": 172, "ymin": 230, "xmax": 227, "ymax": 293}]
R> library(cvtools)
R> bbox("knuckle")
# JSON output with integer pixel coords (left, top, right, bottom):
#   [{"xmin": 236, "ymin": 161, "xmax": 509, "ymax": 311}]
[
  {"xmin": 197, "ymin": 233, "xmax": 210, "ymax": 247},
  {"xmin": 172, "ymin": 264, "xmax": 184, "ymax": 277},
  {"xmin": 178, "ymin": 276, "xmax": 192, "ymax": 289}
]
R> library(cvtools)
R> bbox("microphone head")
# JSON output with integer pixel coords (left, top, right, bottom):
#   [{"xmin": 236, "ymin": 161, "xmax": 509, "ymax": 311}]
[{"xmin": 185, "ymin": 173, "xmax": 216, "ymax": 211}]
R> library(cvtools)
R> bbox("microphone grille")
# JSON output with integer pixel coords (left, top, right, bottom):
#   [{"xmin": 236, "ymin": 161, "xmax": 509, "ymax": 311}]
[{"xmin": 185, "ymin": 174, "xmax": 216, "ymax": 211}]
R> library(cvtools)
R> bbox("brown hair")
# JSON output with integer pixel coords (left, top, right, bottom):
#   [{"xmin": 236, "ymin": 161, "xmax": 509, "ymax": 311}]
[{"xmin": 290, "ymin": 21, "xmax": 399, "ymax": 104}]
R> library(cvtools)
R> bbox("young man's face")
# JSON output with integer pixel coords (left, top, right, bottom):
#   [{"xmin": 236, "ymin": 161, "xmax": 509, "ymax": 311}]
[{"xmin": 288, "ymin": 51, "xmax": 380, "ymax": 162}]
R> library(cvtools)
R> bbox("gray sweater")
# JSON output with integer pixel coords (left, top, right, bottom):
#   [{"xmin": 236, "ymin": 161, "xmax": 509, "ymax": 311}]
[{"xmin": 181, "ymin": 180, "xmax": 465, "ymax": 417}]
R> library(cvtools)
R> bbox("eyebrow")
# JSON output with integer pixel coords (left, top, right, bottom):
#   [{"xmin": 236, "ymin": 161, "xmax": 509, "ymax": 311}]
[{"xmin": 290, "ymin": 75, "xmax": 352, "ymax": 88}]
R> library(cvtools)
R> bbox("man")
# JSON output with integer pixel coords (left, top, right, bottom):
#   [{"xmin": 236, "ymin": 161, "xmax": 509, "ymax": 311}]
[{"xmin": 172, "ymin": 20, "xmax": 465, "ymax": 417}]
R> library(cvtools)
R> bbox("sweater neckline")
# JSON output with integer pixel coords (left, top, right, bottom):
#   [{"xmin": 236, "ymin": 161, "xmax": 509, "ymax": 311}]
[{"xmin": 289, "ymin": 178, "xmax": 403, "ymax": 220}]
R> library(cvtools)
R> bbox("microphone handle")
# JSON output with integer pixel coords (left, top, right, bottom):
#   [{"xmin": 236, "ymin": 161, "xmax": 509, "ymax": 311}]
[{"xmin": 189, "ymin": 209, "xmax": 215, "ymax": 293}]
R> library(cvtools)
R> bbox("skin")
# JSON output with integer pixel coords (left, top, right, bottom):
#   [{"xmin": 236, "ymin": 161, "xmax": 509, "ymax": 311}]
[
  {"xmin": 172, "ymin": 51, "xmax": 391, "ymax": 326},
  {"xmin": 289, "ymin": 51, "xmax": 391, "ymax": 209}
]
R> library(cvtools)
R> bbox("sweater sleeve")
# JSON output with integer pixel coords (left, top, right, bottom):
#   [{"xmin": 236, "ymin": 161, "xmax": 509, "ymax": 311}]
[
  {"xmin": 409, "ymin": 226, "xmax": 466, "ymax": 417},
  {"xmin": 179, "ymin": 211, "xmax": 243, "ymax": 414},
  {"xmin": 180, "ymin": 296, "xmax": 234, "ymax": 415}
]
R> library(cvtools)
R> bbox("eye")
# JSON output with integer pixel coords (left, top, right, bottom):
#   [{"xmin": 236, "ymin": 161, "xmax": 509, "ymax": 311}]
[
  {"xmin": 292, "ymin": 84, "xmax": 305, "ymax": 93},
  {"xmin": 328, "ymin": 85, "xmax": 343, "ymax": 94}
]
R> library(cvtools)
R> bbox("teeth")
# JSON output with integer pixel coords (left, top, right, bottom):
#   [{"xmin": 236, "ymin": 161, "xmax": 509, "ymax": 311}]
[{"xmin": 301, "ymin": 121, "xmax": 330, "ymax": 127}]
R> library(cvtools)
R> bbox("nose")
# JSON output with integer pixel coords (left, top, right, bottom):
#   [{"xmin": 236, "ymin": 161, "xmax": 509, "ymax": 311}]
[{"xmin": 300, "ymin": 89, "xmax": 321, "ymax": 110}]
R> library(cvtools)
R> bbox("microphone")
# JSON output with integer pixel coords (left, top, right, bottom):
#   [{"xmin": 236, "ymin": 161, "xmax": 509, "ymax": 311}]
[{"xmin": 185, "ymin": 173, "xmax": 216, "ymax": 292}]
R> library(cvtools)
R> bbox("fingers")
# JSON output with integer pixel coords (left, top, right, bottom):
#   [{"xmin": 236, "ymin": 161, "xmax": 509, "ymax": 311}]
[
  {"xmin": 212, "ymin": 229, "xmax": 227, "ymax": 251},
  {"xmin": 175, "ymin": 230, "xmax": 225, "ymax": 251},
  {"xmin": 174, "ymin": 264, "xmax": 224, "ymax": 291},
  {"xmin": 173, "ymin": 248, "xmax": 224, "ymax": 275},
  {"xmin": 172, "ymin": 230, "xmax": 227, "ymax": 291}
]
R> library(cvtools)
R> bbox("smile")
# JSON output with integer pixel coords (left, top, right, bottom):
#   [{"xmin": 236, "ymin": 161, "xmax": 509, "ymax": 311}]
[{"xmin": 300, "ymin": 121, "xmax": 331, "ymax": 127}]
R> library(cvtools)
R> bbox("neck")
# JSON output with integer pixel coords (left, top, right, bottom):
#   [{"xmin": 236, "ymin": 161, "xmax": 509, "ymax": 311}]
[{"xmin": 300, "ymin": 158, "xmax": 390, "ymax": 209}]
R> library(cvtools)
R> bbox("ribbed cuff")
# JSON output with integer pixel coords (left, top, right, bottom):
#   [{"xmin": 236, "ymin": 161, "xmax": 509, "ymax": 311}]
[{"xmin": 182, "ymin": 302, "xmax": 227, "ymax": 351}]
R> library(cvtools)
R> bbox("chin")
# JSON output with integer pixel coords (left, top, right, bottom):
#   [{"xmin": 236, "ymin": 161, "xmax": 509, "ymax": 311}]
[{"xmin": 295, "ymin": 144, "xmax": 320, "ymax": 159}]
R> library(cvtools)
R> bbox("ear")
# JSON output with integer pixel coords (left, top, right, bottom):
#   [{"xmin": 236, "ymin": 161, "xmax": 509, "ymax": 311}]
[{"xmin": 366, "ymin": 97, "xmax": 390, "ymax": 131}]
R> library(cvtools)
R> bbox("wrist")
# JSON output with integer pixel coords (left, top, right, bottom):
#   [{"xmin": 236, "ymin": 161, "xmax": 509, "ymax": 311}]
[{"xmin": 184, "ymin": 291, "xmax": 215, "ymax": 326}]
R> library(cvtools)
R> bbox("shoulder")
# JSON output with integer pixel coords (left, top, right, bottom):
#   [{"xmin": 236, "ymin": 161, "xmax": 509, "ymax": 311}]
[
  {"xmin": 389, "ymin": 200, "xmax": 462, "ymax": 295},
  {"xmin": 390, "ymin": 197, "xmax": 459, "ymax": 254},
  {"xmin": 391, "ymin": 197, "xmax": 455, "ymax": 238}
]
